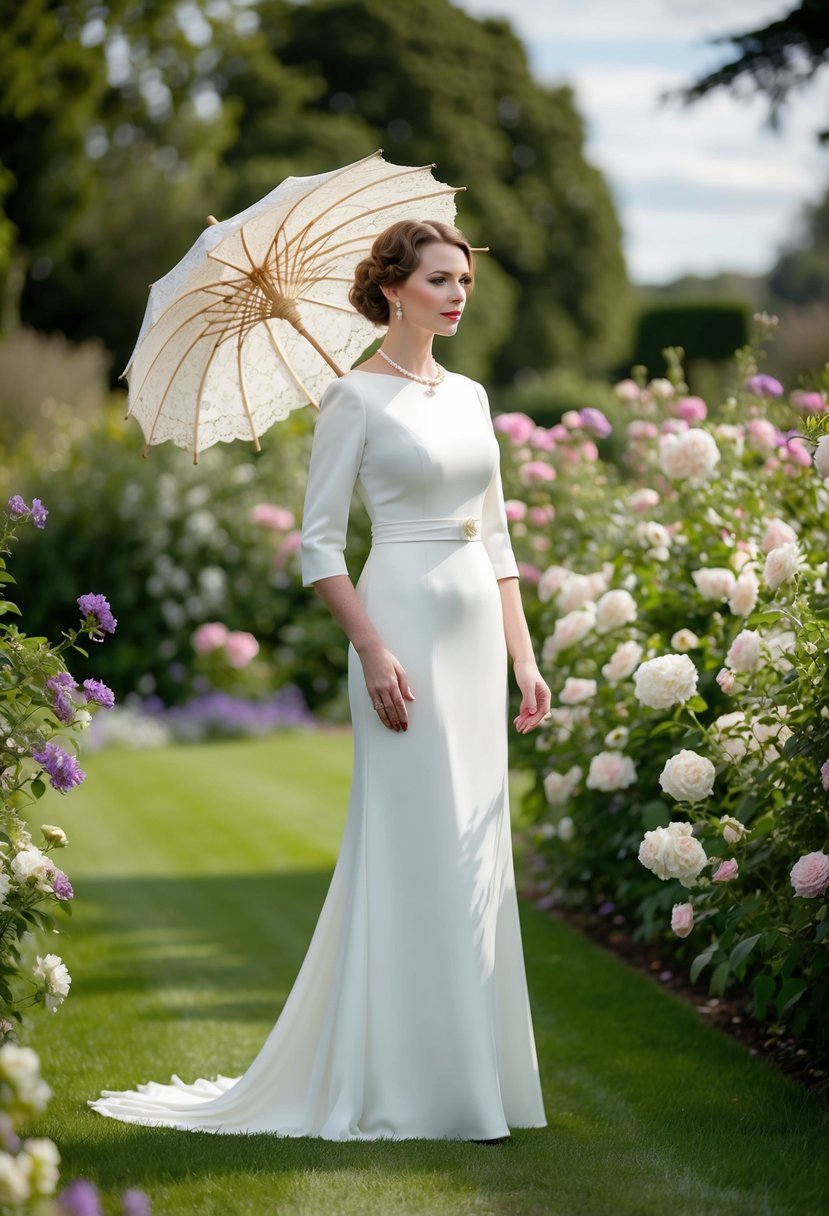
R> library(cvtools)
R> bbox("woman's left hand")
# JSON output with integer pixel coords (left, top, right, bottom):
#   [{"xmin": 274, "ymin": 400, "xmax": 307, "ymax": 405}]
[{"xmin": 512, "ymin": 660, "xmax": 552, "ymax": 733}]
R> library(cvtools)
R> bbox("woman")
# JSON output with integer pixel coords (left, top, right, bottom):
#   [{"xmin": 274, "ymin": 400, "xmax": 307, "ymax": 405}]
[{"xmin": 89, "ymin": 219, "xmax": 551, "ymax": 1142}]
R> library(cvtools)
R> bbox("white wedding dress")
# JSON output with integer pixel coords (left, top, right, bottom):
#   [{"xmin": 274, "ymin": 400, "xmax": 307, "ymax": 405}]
[{"xmin": 88, "ymin": 369, "xmax": 547, "ymax": 1141}]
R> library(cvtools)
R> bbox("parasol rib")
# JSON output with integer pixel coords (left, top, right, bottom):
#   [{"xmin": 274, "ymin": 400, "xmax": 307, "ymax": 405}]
[
  {"xmin": 236, "ymin": 325, "xmax": 262, "ymax": 456},
  {"xmin": 192, "ymin": 335, "xmax": 222, "ymax": 465},
  {"xmin": 143, "ymin": 323, "xmax": 211, "ymax": 454},
  {"xmin": 264, "ymin": 321, "xmax": 319, "ymax": 409}
]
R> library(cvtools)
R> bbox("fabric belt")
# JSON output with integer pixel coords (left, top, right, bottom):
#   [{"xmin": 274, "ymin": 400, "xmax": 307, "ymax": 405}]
[{"xmin": 370, "ymin": 517, "xmax": 482, "ymax": 543}]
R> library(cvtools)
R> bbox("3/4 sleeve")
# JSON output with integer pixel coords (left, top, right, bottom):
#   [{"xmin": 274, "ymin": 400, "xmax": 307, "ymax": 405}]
[
  {"xmin": 300, "ymin": 376, "xmax": 367, "ymax": 588},
  {"xmin": 472, "ymin": 381, "xmax": 520, "ymax": 581}
]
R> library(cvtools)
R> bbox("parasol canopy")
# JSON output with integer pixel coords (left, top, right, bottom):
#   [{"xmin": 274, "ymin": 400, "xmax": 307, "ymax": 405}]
[{"xmin": 122, "ymin": 150, "xmax": 464, "ymax": 462}]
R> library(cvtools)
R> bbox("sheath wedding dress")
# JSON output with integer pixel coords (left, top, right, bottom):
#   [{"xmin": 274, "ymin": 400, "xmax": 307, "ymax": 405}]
[{"xmin": 88, "ymin": 369, "xmax": 547, "ymax": 1141}]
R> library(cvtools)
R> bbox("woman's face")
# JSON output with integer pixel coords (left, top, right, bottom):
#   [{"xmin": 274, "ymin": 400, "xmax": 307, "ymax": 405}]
[{"xmin": 390, "ymin": 242, "xmax": 472, "ymax": 336}]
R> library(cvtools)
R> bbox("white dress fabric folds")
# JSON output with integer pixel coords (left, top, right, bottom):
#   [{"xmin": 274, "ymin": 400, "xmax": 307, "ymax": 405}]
[{"xmin": 88, "ymin": 370, "xmax": 547, "ymax": 1141}]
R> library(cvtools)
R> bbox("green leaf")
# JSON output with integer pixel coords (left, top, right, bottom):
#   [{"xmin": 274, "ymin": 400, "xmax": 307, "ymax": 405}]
[
  {"xmin": 776, "ymin": 977, "xmax": 808, "ymax": 1016},
  {"xmin": 30, "ymin": 778, "xmax": 46, "ymax": 800},
  {"xmin": 748, "ymin": 813, "xmax": 775, "ymax": 841},
  {"xmin": 709, "ymin": 959, "xmax": 730, "ymax": 996},
  {"xmin": 686, "ymin": 695, "xmax": 708, "ymax": 712},
  {"xmin": 729, "ymin": 932, "xmax": 761, "ymax": 972},
  {"xmin": 752, "ymin": 973, "xmax": 775, "ymax": 1020},
  {"xmin": 0, "ymin": 602, "xmax": 21, "ymax": 616},
  {"xmin": 690, "ymin": 947, "xmax": 717, "ymax": 984}
]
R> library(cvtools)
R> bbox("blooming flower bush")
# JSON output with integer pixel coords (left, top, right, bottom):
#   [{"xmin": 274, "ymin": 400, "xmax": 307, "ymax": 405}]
[
  {"xmin": 0, "ymin": 501, "xmax": 115, "ymax": 1025},
  {"xmin": 500, "ymin": 316, "xmax": 829, "ymax": 1053}
]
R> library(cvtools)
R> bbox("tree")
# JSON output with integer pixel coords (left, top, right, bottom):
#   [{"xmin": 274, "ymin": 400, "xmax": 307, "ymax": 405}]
[{"xmin": 662, "ymin": 0, "xmax": 829, "ymax": 142}]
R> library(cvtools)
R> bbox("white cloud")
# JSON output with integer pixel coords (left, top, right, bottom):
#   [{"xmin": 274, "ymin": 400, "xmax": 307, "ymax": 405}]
[{"xmin": 456, "ymin": 0, "xmax": 829, "ymax": 282}]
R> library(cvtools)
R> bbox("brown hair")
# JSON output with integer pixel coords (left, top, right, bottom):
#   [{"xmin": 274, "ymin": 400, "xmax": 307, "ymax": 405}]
[{"xmin": 349, "ymin": 219, "xmax": 475, "ymax": 325}]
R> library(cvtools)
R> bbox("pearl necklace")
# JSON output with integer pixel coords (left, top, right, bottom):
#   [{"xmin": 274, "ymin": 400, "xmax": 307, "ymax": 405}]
[{"xmin": 377, "ymin": 348, "xmax": 445, "ymax": 396}]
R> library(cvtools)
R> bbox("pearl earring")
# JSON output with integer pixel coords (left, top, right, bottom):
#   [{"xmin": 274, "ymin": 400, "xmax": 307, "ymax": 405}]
[{"xmin": 395, "ymin": 300, "xmax": 403, "ymax": 321}]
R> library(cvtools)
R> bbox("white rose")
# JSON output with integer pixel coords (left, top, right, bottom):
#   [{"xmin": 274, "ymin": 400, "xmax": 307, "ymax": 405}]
[
  {"xmin": 0, "ymin": 1045, "xmax": 52, "ymax": 1116},
  {"xmin": 556, "ymin": 574, "xmax": 597, "ymax": 613},
  {"xmin": 720, "ymin": 815, "xmax": 748, "ymax": 844},
  {"xmin": 814, "ymin": 435, "xmax": 829, "ymax": 480},
  {"xmin": 40, "ymin": 825, "xmax": 68, "ymax": 847},
  {"xmin": 659, "ymin": 750, "xmax": 716, "ymax": 802},
  {"xmin": 537, "ymin": 564, "xmax": 571, "ymax": 603},
  {"xmin": 586, "ymin": 751, "xmax": 637, "ymax": 791},
  {"xmin": 726, "ymin": 629, "xmax": 762, "ymax": 673},
  {"xmin": 595, "ymin": 589, "xmax": 637, "ymax": 633},
  {"xmin": 542, "ymin": 607, "xmax": 595, "ymax": 660},
  {"xmin": 692, "ymin": 567, "xmax": 737, "ymax": 601},
  {"xmin": 543, "ymin": 765, "xmax": 582, "ymax": 807},
  {"xmin": 763, "ymin": 541, "xmax": 803, "ymax": 591},
  {"xmin": 10, "ymin": 847, "xmax": 54, "ymax": 893},
  {"xmin": 634, "ymin": 520, "xmax": 670, "ymax": 549},
  {"xmin": 604, "ymin": 725, "xmax": 629, "ymax": 748},
  {"xmin": 73, "ymin": 709, "xmax": 92, "ymax": 730},
  {"xmin": 0, "ymin": 1153, "xmax": 30, "ymax": 1205},
  {"xmin": 560, "ymin": 677, "xmax": 597, "ymax": 705},
  {"xmin": 766, "ymin": 627, "xmax": 796, "ymax": 673},
  {"xmin": 557, "ymin": 816, "xmax": 575, "ymax": 842},
  {"xmin": 728, "ymin": 567, "xmax": 758, "ymax": 616},
  {"xmin": 750, "ymin": 715, "xmax": 793, "ymax": 762},
  {"xmin": 19, "ymin": 1138, "xmax": 60, "ymax": 1197},
  {"xmin": 762, "ymin": 518, "xmax": 797, "ymax": 552},
  {"xmin": 712, "ymin": 712, "xmax": 749, "ymax": 761},
  {"xmin": 671, "ymin": 628, "xmax": 699, "ymax": 652},
  {"xmin": 602, "ymin": 640, "xmax": 643, "ymax": 684},
  {"xmin": 638, "ymin": 821, "xmax": 707, "ymax": 886},
  {"xmin": 659, "ymin": 428, "xmax": 720, "ymax": 481},
  {"xmin": 731, "ymin": 546, "xmax": 757, "ymax": 573},
  {"xmin": 629, "ymin": 488, "xmax": 660, "ymax": 511},
  {"xmin": 32, "ymin": 954, "xmax": 71, "ymax": 1014},
  {"xmin": 587, "ymin": 570, "xmax": 610, "ymax": 598},
  {"xmin": 633, "ymin": 653, "xmax": 698, "ymax": 709}
]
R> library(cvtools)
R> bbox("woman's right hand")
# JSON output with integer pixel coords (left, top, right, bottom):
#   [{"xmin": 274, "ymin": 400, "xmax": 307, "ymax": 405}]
[{"xmin": 358, "ymin": 643, "xmax": 415, "ymax": 732}]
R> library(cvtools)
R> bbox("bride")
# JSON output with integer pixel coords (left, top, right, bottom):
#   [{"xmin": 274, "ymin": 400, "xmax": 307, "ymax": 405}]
[{"xmin": 89, "ymin": 217, "xmax": 552, "ymax": 1142}]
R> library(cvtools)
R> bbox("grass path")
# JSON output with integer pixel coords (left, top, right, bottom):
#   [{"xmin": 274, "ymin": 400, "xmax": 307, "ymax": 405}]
[{"xmin": 25, "ymin": 734, "xmax": 829, "ymax": 1216}]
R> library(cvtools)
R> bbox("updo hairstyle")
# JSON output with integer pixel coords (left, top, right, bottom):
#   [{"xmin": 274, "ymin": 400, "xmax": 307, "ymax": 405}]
[{"xmin": 349, "ymin": 220, "xmax": 475, "ymax": 325}]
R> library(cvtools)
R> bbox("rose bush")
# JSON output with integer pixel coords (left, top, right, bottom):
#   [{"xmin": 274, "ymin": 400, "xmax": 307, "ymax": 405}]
[{"xmin": 498, "ymin": 315, "xmax": 829, "ymax": 1058}]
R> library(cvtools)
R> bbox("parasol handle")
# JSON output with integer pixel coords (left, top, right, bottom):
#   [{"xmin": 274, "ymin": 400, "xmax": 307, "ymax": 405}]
[{"xmin": 295, "ymin": 325, "xmax": 345, "ymax": 377}]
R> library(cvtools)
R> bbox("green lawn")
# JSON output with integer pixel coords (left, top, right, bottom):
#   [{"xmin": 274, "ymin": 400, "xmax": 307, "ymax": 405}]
[{"xmin": 26, "ymin": 733, "xmax": 829, "ymax": 1216}]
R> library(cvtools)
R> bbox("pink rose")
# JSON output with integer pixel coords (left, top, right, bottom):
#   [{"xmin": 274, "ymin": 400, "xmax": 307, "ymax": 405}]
[
  {"xmin": 821, "ymin": 758, "xmax": 829, "ymax": 792},
  {"xmin": 676, "ymin": 396, "xmax": 707, "ymax": 422},
  {"xmin": 562, "ymin": 410, "xmax": 581, "ymax": 429},
  {"xmin": 517, "ymin": 562, "xmax": 541, "ymax": 583},
  {"xmin": 661, "ymin": 418, "xmax": 689, "ymax": 435},
  {"xmin": 762, "ymin": 518, "xmax": 797, "ymax": 552},
  {"xmin": 580, "ymin": 441, "xmax": 599, "ymax": 462},
  {"xmin": 493, "ymin": 412, "xmax": 537, "ymax": 445},
  {"xmin": 671, "ymin": 901, "xmax": 694, "ymax": 938},
  {"xmin": 716, "ymin": 667, "xmax": 738, "ymax": 695},
  {"xmin": 274, "ymin": 529, "xmax": 302, "ymax": 567},
  {"xmin": 224, "ymin": 631, "xmax": 260, "ymax": 668},
  {"xmin": 790, "ymin": 390, "xmax": 826, "ymax": 413},
  {"xmin": 249, "ymin": 503, "xmax": 295, "ymax": 531},
  {"xmin": 504, "ymin": 499, "xmax": 528, "ymax": 521},
  {"xmin": 629, "ymin": 488, "xmax": 660, "ymax": 512},
  {"xmin": 192, "ymin": 622, "xmax": 229, "ymax": 654},
  {"xmin": 614, "ymin": 378, "xmax": 641, "ymax": 402},
  {"xmin": 785, "ymin": 437, "xmax": 812, "ymax": 468},
  {"xmin": 519, "ymin": 460, "xmax": 556, "ymax": 483},
  {"xmin": 628, "ymin": 420, "xmax": 658, "ymax": 440},
  {"xmin": 712, "ymin": 858, "xmax": 739, "ymax": 882},
  {"xmin": 747, "ymin": 418, "xmax": 777, "ymax": 455},
  {"xmin": 528, "ymin": 504, "xmax": 555, "ymax": 527},
  {"xmin": 531, "ymin": 427, "xmax": 557, "ymax": 451},
  {"xmin": 549, "ymin": 424, "xmax": 569, "ymax": 442},
  {"xmin": 790, "ymin": 851, "xmax": 829, "ymax": 898}
]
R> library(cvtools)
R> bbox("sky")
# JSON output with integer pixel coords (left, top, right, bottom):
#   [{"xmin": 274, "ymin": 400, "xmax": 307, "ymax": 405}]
[{"xmin": 457, "ymin": 0, "xmax": 829, "ymax": 284}]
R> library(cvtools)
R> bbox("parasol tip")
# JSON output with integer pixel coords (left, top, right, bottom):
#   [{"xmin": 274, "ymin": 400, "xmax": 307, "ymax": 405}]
[{"xmin": 206, "ymin": 215, "xmax": 219, "ymax": 226}]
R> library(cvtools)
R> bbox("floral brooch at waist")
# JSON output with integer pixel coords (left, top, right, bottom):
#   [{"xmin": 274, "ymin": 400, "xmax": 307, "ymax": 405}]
[{"xmin": 461, "ymin": 518, "xmax": 478, "ymax": 539}]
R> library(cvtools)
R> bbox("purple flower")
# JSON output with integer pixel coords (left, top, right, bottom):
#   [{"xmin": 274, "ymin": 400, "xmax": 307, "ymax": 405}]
[
  {"xmin": 744, "ymin": 373, "xmax": 784, "ymax": 398},
  {"xmin": 46, "ymin": 673, "xmax": 79, "ymax": 725},
  {"xmin": 121, "ymin": 1188, "xmax": 153, "ymax": 1216},
  {"xmin": 31, "ymin": 742, "xmax": 86, "ymax": 793},
  {"xmin": 83, "ymin": 678, "xmax": 115, "ymax": 708},
  {"xmin": 77, "ymin": 593, "xmax": 117, "ymax": 640},
  {"xmin": 7, "ymin": 495, "xmax": 29, "ymax": 519},
  {"xmin": 579, "ymin": 407, "xmax": 613, "ymax": 438},
  {"xmin": 30, "ymin": 497, "xmax": 48, "ymax": 529},
  {"xmin": 52, "ymin": 869, "xmax": 74, "ymax": 900},
  {"xmin": 57, "ymin": 1178, "xmax": 103, "ymax": 1216}
]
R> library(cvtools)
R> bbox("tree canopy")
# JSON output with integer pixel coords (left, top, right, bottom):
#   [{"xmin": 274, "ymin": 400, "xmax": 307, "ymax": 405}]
[{"xmin": 2, "ymin": 0, "xmax": 631, "ymax": 385}]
